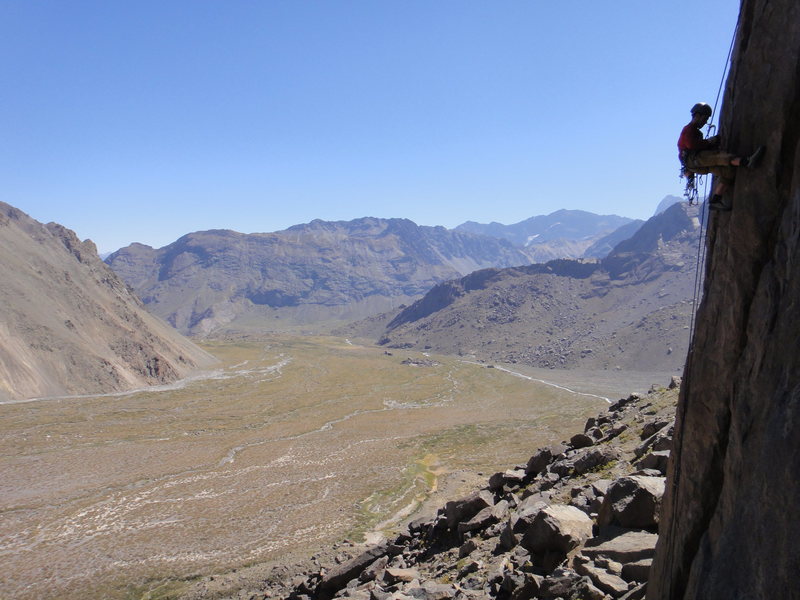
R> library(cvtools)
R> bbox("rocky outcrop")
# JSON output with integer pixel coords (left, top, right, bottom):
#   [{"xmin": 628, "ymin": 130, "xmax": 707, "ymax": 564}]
[
  {"xmin": 106, "ymin": 218, "xmax": 538, "ymax": 336},
  {"xmin": 376, "ymin": 203, "xmax": 699, "ymax": 371},
  {"xmin": 648, "ymin": 1, "xmax": 800, "ymax": 598},
  {"xmin": 0, "ymin": 203, "xmax": 215, "ymax": 402},
  {"xmin": 249, "ymin": 386, "xmax": 678, "ymax": 600}
]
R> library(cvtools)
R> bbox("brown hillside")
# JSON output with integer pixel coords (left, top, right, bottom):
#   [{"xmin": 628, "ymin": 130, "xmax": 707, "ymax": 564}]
[
  {"xmin": 377, "ymin": 203, "xmax": 700, "ymax": 372},
  {"xmin": 106, "ymin": 218, "xmax": 540, "ymax": 337},
  {"xmin": 0, "ymin": 203, "xmax": 215, "ymax": 402}
]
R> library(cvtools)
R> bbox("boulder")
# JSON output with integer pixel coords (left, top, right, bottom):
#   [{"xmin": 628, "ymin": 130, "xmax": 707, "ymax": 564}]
[
  {"xmin": 582, "ymin": 529, "xmax": 658, "ymax": 563},
  {"xmin": 488, "ymin": 471, "xmax": 506, "ymax": 491},
  {"xmin": 638, "ymin": 450, "xmax": 670, "ymax": 474},
  {"xmin": 619, "ymin": 582, "xmax": 647, "ymax": 600},
  {"xmin": 550, "ymin": 446, "xmax": 620, "ymax": 477},
  {"xmin": 516, "ymin": 496, "xmax": 548, "ymax": 518},
  {"xmin": 640, "ymin": 419, "xmax": 671, "ymax": 440},
  {"xmin": 358, "ymin": 555, "xmax": 389, "ymax": 582},
  {"xmin": 592, "ymin": 479, "xmax": 612, "ymax": 496},
  {"xmin": 597, "ymin": 476, "xmax": 665, "ymax": 530},
  {"xmin": 570, "ymin": 432, "xmax": 595, "ymax": 449},
  {"xmin": 574, "ymin": 558, "xmax": 630, "ymax": 596},
  {"xmin": 634, "ymin": 429, "xmax": 672, "ymax": 458},
  {"xmin": 382, "ymin": 567, "xmax": 420, "ymax": 585},
  {"xmin": 317, "ymin": 543, "xmax": 391, "ymax": 599},
  {"xmin": 621, "ymin": 558, "xmax": 652, "ymax": 583},
  {"xmin": 405, "ymin": 581, "xmax": 457, "ymax": 600},
  {"xmin": 459, "ymin": 538, "xmax": 478, "ymax": 558},
  {"xmin": 525, "ymin": 444, "xmax": 566, "ymax": 475},
  {"xmin": 444, "ymin": 490, "xmax": 494, "ymax": 530},
  {"xmin": 457, "ymin": 499, "xmax": 509, "ymax": 535},
  {"xmin": 537, "ymin": 568, "xmax": 583, "ymax": 599},
  {"xmin": 520, "ymin": 504, "xmax": 593, "ymax": 554}
]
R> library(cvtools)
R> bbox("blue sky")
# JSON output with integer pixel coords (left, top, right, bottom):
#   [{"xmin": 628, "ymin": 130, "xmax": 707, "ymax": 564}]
[{"xmin": 2, "ymin": 1, "xmax": 739, "ymax": 253}]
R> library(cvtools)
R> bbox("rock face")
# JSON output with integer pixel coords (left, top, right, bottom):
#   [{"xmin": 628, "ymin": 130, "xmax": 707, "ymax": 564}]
[
  {"xmin": 0, "ymin": 203, "xmax": 215, "ymax": 402},
  {"xmin": 456, "ymin": 209, "xmax": 636, "ymax": 262},
  {"xmin": 648, "ymin": 1, "xmax": 800, "ymax": 598},
  {"xmin": 377, "ymin": 203, "xmax": 700, "ymax": 371},
  {"xmin": 106, "ymin": 218, "xmax": 537, "ymax": 336}
]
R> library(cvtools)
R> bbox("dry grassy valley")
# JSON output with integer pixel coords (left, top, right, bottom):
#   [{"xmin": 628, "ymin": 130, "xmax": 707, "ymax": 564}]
[{"xmin": 0, "ymin": 336, "xmax": 670, "ymax": 599}]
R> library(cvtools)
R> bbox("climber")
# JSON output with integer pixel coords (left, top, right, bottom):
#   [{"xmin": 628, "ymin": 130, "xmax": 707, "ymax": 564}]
[{"xmin": 678, "ymin": 102, "xmax": 764, "ymax": 210}]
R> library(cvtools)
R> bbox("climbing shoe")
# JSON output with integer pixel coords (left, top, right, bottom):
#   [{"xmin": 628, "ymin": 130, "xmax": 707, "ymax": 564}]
[{"xmin": 742, "ymin": 145, "xmax": 765, "ymax": 168}]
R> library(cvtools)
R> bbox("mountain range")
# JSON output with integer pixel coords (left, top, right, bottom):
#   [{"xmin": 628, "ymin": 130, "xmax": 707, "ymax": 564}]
[
  {"xmin": 363, "ymin": 202, "xmax": 701, "ymax": 372},
  {"xmin": 0, "ymin": 202, "xmax": 215, "ymax": 402},
  {"xmin": 106, "ymin": 211, "xmax": 643, "ymax": 337},
  {"xmin": 455, "ymin": 209, "xmax": 636, "ymax": 262}
]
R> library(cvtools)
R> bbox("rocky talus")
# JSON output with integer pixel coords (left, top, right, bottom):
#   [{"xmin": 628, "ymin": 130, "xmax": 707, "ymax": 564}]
[{"xmin": 246, "ymin": 381, "xmax": 680, "ymax": 600}]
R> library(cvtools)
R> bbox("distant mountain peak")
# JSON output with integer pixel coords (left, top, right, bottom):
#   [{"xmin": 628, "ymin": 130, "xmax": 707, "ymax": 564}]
[{"xmin": 455, "ymin": 209, "xmax": 636, "ymax": 262}]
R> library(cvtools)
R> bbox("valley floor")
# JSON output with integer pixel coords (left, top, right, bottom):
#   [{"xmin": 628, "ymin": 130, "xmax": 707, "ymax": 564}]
[{"xmin": 0, "ymin": 336, "xmax": 672, "ymax": 600}]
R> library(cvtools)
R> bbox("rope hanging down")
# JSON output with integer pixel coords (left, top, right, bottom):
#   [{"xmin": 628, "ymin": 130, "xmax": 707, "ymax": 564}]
[
  {"xmin": 665, "ymin": 17, "xmax": 739, "ymax": 600},
  {"xmin": 686, "ymin": 16, "xmax": 738, "ymax": 351}
]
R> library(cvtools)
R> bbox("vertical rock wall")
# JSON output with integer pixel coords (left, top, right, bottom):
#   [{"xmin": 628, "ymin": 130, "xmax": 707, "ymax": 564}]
[{"xmin": 648, "ymin": 1, "xmax": 800, "ymax": 598}]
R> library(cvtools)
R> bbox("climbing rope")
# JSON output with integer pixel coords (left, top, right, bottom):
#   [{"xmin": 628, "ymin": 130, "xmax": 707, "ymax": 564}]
[
  {"xmin": 685, "ymin": 15, "xmax": 738, "ymax": 351},
  {"xmin": 666, "ymin": 17, "xmax": 740, "ymax": 599}
]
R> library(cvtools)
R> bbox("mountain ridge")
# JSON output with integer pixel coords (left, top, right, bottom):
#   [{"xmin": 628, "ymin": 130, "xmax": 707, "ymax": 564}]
[
  {"xmin": 375, "ymin": 203, "xmax": 699, "ymax": 372},
  {"xmin": 0, "ymin": 202, "xmax": 215, "ymax": 402},
  {"xmin": 106, "ymin": 218, "xmax": 542, "ymax": 336},
  {"xmin": 455, "ymin": 209, "xmax": 636, "ymax": 262}
]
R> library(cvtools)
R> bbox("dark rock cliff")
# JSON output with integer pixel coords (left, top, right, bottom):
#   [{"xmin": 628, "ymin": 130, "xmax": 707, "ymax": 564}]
[{"xmin": 648, "ymin": 1, "xmax": 800, "ymax": 598}]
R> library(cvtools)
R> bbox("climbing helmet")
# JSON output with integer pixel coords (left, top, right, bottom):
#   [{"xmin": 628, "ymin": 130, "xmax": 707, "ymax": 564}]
[{"xmin": 691, "ymin": 102, "xmax": 712, "ymax": 117}]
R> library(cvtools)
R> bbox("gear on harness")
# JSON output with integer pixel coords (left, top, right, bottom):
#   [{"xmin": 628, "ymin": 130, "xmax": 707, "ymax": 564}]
[{"xmin": 681, "ymin": 169, "xmax": 702, "ymax": 205}]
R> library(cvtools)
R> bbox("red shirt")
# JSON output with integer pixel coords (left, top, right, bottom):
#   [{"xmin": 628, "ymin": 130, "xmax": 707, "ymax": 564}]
[{"xmin": 678, "ymin": 123, "xmax": 713, "ymax": 155}]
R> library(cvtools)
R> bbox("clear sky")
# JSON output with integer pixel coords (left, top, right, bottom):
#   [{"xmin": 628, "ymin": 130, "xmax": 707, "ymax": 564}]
[{"xmin": 2, "ymin": 1, "xmax": 740, "ymax": 253}]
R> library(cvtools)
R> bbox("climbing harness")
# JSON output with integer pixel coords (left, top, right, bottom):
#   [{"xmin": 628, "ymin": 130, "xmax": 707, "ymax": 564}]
[{"xmin": 680, "ymin": 122, "xmax": 717, "ymax": 206}]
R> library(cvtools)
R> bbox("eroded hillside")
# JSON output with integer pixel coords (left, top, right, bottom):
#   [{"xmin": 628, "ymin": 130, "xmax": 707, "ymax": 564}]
[
  {"xmin": 106, "ymin": 218, "xmax": 540, "ymax": 337},
  {"xmin": 0, "ymin": 203, "xmax": 215, "ymax": 402},
  {"xmin": 377, "ymin": 204, "xmax": 700, "ymax": 372}
]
